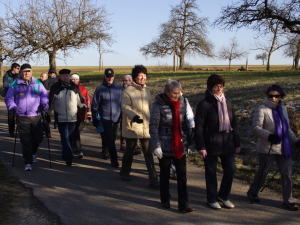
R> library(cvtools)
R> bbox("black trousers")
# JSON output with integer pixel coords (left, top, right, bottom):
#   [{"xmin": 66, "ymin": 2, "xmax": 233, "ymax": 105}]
[
  {"xmin": 71, "ymin": 120, "xmax": 85, "ymax": 153},
  {"xmin": 159, "ymin": 155, "xmax": 188, "ymax": 208},
  {"xmin": 101, "ymin": 122, "xmax": 119, "ymax": 163},
  {"xmin": 17, "ymin": 116, "xmax": 43, "ymax": 164},
  {"xmin": 8, "ymin": 110, "xmax": 16, "ymax": 134}
]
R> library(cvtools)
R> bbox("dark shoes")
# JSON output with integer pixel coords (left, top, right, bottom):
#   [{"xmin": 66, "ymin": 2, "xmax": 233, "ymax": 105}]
[
  {"xmin": 134, "ymin": 149, "xmax": 142, "ymax": 155},
  {"xmin": 161, "ymin": 202, "xmax": 170, "ymax": 209},
  {"xmin": 111, "ymin": 161, "xmax": 119, "ymax": 167},
  {"xmin": 78, "ymin": 153, "xmax": 83, "ymax": 159},
  {"xmin": 283, "ymin": 202, "xmax": 299, "ymax": 211},
  {"xmin": 119, "ymin": 172, "xmax": 131, "ymax": 181},
  {"xmin": 66, "ymin": 160, "xmax": 72, "ymax": 167},
  {"xmin": 178, "ymin": 205, "xmax": 195, "ymax": 213},
  {"xmin": 247, "ymin": 191, "xmax": 260, "ymax": 203},
  {"xmin": 149, "ymin": 183, "xmax": 160, "ymax": 190},
  {"xmin": 102, "ymin": 153, "xmax": 109, "ymax": 160}
]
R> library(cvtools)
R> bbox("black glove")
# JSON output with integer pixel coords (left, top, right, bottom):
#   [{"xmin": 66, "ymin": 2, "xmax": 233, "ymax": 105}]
[
  {"xmin": 295, "ymin": 140, "xmax": 300, "ymax": 148},
  {"xmin": 92, "ymin": 119, "xmax": 99, "ymax": 128},
  {"xmin": 132, "ymin": 115, "xmax": 143, "ymax": 124},
  {"xmin": 268, "ymin": 133, "xmax": 281, "ymax": 144}
]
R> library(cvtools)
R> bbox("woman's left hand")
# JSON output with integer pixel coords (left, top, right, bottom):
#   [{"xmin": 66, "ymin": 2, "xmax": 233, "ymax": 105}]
[{"xmin": 235, "ymin": 147, "xmax": 241, "ymax": 153}]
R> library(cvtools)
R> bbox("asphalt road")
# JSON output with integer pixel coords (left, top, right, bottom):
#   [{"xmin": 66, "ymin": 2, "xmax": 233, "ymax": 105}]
[{"xmin": 0, "ymin": 101, "xmax": 299, "ymax": 225}]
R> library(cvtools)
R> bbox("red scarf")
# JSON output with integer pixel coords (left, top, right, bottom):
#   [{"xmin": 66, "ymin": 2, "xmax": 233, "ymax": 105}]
[{"xmin": 167, "ymin": 96, "xmax": 184, "ymax": 159}]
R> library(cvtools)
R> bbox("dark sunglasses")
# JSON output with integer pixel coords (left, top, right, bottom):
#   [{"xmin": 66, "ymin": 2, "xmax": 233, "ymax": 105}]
[{"xmin": 268, "ymin": 94, "xmax": 281, "ymax": 98}]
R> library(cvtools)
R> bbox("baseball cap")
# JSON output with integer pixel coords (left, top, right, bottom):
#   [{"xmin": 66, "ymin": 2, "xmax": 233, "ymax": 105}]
[
  {"xmin": 104, "ymin": 68, "xmax": 115, "ymax": 78},
  {"xmin": 20, "ymin": 63, "xmax": 32, "ymax": 72}
]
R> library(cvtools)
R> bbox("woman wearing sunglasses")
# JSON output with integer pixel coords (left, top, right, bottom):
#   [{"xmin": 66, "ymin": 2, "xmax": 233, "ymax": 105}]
[{"xmin": 247, "ymin": 84, "xmax": 300, "ymax": 211}]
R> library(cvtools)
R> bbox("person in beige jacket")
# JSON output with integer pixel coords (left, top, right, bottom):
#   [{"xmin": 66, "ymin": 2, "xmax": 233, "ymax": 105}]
[
  {"xmin": 247, "ymin": 84, "xmax": 300, "ymax": 211},
  {"xmin": 119, "ymin": 65, "xmax": 159, "ymax": 189}
]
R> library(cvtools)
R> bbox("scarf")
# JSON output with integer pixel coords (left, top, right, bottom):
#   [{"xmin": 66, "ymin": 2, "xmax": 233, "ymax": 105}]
[
  {"xmin": 167, "ymin": 96, "xmax": 184, "ymax": 159},
  {"xmin": 61, "ymin": 80, "xmax": 70, "ymax": 89},
  {"xmin": 272, "ymin": 105, "xmax": 293, "ymax": 159},
  {"xmin": 214, "ymin": 93, "xmax": 232, "ymax": 132}
]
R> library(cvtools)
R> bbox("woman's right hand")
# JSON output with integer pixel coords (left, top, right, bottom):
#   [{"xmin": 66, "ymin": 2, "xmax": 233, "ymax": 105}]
[{"xmin": 198, "ymin": 150, "xmax": 207, "ymax": 158}]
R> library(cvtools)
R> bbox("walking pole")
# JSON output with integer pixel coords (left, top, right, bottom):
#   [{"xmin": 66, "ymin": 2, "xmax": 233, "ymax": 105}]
[
  {"xmin": 41, "ymin": 112, "xmax": 52, "ymax": 168},
  {"xmin": 251, "ymin": 143, "xmax": 272, "ymax": 204},
  {"xmin": 261, "ymin": 145, "xmax": 300, "ymax": 192},
  {"xmin": 12, "ymin": 113, "xmax": 18, "ymax": 167},
  {"xmin": 12, "ymin": 124, "xmax": 18, "ymax": 167}
]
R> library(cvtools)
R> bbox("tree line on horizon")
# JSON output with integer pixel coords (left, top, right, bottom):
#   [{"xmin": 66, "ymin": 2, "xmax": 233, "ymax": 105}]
[{"xmin": 0, "ymin": 0, "xmax": 299, "ymax": 77}]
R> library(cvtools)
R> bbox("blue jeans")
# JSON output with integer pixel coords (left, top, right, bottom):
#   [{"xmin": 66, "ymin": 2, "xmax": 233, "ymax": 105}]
[
  {"xmin": 204, "ymin": 153, "xmax": 236, "ymax": 203},
  {"xmin": 57, "ymin": 122, "xmax": 76, "ymax": 161}
]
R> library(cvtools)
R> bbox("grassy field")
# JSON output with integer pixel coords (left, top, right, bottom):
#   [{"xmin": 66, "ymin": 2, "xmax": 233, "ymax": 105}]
[{"xmin": 0, "ymin": 66, "xmax": 300, "ymax": 222}]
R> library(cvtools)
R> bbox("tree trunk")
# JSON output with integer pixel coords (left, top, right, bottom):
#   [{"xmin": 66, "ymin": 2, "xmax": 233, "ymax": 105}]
[
  {"xmin": 99, "ymin": 53, "xmax": 103, "ymax": 71},
  {"xmin": 173, "ymin": 53, "xmax": 177, "ymax": 72},
  {"xmin": 48, "ymin": 51, "xmax": 57, "ymax": 73},
  {"xmin": 179, "ymin": 54, "xmax": 184, "ymax": 69},
  {"xmin": 266, "ymin": 52, "xmax": 272, "ymax": 71},
  {"xmin": 0, "ymin": 60, "xmax": 3, "ymax": 78},
  {"xmin": 228, "ymin": 59, "xmax": 231, "ymax": 70},
  {"xmin": 294, "ymin": 41, "xmax": 300, "ymax": 69}
]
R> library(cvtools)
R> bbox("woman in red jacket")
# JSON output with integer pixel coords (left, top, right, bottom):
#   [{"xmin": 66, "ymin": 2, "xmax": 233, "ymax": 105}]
[{"xmin": 71, "ymin": 74, "xmax": 92, "ymax": 158}]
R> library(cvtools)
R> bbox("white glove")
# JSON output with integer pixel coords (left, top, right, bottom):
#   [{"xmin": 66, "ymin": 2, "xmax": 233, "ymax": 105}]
[{"xmin": 154, "ymin": 148, "xmax": 163, "ymax": 159}]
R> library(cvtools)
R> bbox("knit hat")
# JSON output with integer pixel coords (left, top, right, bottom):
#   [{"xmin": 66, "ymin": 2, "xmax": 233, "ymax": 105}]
[
  {"xmin": 70, "ymin": 74, "xmax": 80, "ymax": 80},
  {"xmin": 206, "ymin": 74, "xmax": 225, "ymax": 91},
  {"xmin": 48, "ymin": 67, "xmax": 56, "ymax": 73}
]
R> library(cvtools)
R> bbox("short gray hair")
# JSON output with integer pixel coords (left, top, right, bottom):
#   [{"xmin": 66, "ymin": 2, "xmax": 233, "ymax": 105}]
[{"xmin": 164, "ymin": 79, "xmax": 182, "ymax": 93}]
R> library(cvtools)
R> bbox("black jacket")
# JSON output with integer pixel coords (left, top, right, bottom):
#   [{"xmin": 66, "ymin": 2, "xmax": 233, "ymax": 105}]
[
  {"xmin": 44, "ymin": 76, "xmax": 59, "ymax": 91},
  {"xmin": 194, "ymin": 90, "xmax": 240, "ymax": 156},
  {"xmin": 149, "ymin": 93, "xmax": 190, "ymax": 157}
]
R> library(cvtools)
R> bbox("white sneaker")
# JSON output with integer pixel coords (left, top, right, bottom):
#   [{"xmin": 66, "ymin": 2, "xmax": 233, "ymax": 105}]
[
  {"xmin": 32, "ymin": 155, "xmax": 37, "ymax": 163},
  {"xmin": 218, "ymin": 197, "xmax": 235, "ymax": 209},
  {"xmin": 24, "ymin": 164, "xmax": 32, "ymax": 171},
  {"xmin": 207, "ymin": 202, "xmax": 221, "ymax": 209}
]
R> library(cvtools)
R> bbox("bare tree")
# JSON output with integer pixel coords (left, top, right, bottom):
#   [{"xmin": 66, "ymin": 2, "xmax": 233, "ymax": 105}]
[
  {"xmin": 283, "ymin": 34, "xmax": 300, "ymax": 68},
  {"xmin": 140, "ymin": 0, "xmax": 213, "ymax": 69},
  {"xmin": 251, "ymin": 21, "xmax": 289, "ymax": 70},
  {"xmin": 214, "ymin": 0, "xmax": 300, "ymax": 34},
  {"xmin": 255, "ymin": 52, "xmax": 268, "ymax": 65},
  {"xmin": 218, "ymin": 37, "xmax": 248, "ymax": 70},
  {"xmin": 95, "ymin": 38, "xmax": 115, "ymax": 71},
  {"xmin": 1, "ymin": 0, "xmax": 112, "ymax": 72}
]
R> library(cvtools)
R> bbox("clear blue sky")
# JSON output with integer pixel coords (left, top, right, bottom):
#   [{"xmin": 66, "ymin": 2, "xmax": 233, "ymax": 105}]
[{"xmin": 2, "ymin": 0, "xmax": 295, "ymax": 67}]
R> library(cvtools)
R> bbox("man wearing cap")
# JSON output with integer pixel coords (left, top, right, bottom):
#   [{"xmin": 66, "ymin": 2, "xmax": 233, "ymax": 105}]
[
  {"xmin": 92, "ymin": 68, "xmax": 123, "ymax": 167},
  {"xmin": 2, "ymin": 63, "xmax": 20, "ymax": 137},
  {"xmin": 5, "ymin": 63, "xmax": 49, "ymax": 171},
  {"xmin": 49, "ymin": 69, "xmax": 85, "ymax": 167}
]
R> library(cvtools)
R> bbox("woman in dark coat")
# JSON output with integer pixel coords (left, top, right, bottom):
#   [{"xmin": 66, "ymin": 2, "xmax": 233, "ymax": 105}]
[
  {"xmin": 150, "ymin": 79, "xmax": 195, "ymax": 213},
  {"xmin": 194, "ymin": 74, "xmax": 240, "ymax": 209}
]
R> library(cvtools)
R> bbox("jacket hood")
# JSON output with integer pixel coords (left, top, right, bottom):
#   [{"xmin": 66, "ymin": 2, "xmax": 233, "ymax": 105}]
[{"xmin": 263, "ymin": 97, "xmax": 282, "ymax": 109}]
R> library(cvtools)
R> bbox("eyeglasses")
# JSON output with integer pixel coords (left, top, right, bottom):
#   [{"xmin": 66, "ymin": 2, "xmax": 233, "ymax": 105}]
[
  {"xmin": 268, "ymin": 94, "xmax": 281, "ymax": 98},
  {"xmin": 16, "ymin": 68, "xmax": 20, "ymax": 70}
]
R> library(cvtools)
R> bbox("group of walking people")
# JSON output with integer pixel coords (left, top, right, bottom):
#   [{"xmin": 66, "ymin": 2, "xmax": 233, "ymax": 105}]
[{"xmin": 3, "ymin": 63, "xmax": 299, "ymax": 212}]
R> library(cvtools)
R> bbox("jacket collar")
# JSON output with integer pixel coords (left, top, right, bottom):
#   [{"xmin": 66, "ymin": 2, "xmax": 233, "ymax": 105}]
[
  {"xmin": 132, "ymin": 82, "xmax": 146, "ymax": 90},
  {"xmin": 16, "ymin": 77, "xmax": 37, "ymax": 85}
]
